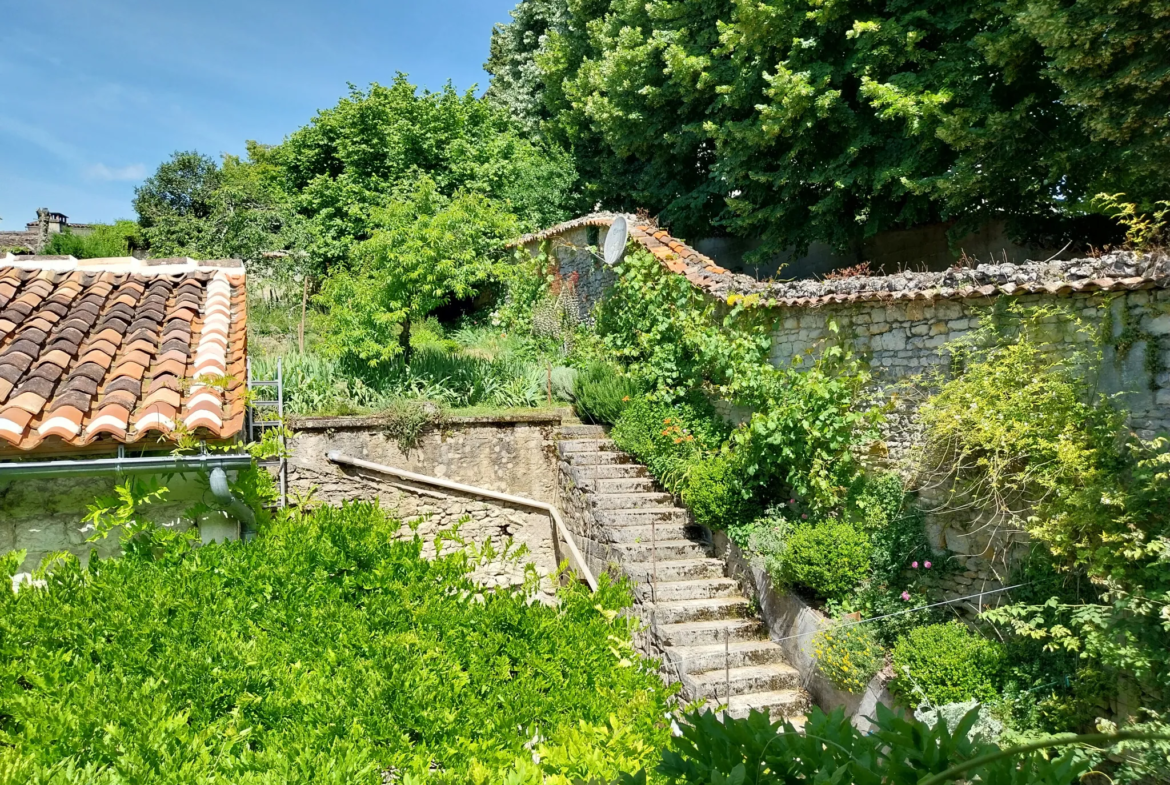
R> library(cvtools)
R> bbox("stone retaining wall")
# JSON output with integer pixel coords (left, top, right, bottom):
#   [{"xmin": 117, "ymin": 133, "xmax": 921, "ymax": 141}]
[{"xmin": 288, "ymin": 413, "xmax": 568, "ymax": 599}]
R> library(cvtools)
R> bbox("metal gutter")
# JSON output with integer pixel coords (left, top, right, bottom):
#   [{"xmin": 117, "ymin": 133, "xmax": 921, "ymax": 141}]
[
  {"xmin": 0, "ymin": 452, "xmax": 254, "ymax": 479},
  {"xmin": 327, "ymin": 451, "xmax": 599, "ymax": 592}
]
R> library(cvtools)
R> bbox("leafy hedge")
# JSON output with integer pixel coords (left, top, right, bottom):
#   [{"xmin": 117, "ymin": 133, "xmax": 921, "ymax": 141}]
[{"xmin": 0, "ymin": 503, "xmax": 671, "ymax": 784}]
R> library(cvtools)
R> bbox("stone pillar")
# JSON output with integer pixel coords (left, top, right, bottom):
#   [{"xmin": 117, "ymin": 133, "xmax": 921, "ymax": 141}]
[{"xmin": 35, "ymin": 208, "xmax": 50, "ymax": 252}]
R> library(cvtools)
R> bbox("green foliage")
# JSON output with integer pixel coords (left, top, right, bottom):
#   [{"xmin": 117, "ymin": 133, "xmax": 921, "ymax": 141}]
[
  {"xmin": 573, "ymin": 362, "xmax": 641, "ymax": 425},
  {"xmin": 43, "ymin": 221, "xmax": 142, "ymax": 258},
  {"xmin": 923, "ymin": 303, "xmax": 1170, "ymax": 698},
  {"xmin": 679, "ymin": 453, "xmax": 755, "ymax": 531},
  {"xmin": 892, "ymin": 623, "xmax": 1004, "ymax": 706},
  {"xmin": 489, "ymin": 0, "xmax": 1165, "ymax": 257},
  {"xmin": 317, "ymin": 179, "xmax": 519, "ymax": 366},
  {"xmin": 0, "ymin": 502, "xmax": 671, "ymax": 783},
  {"xmin": 271, "ymin": 76, "xmax": 581, "ymax": 271},
  {"xmin": 135, "ymin": 149, "xmax": 306, "ymax": 264},
  {"xmin": 813, "ymin": 623, "xmax": 885, "ymax": 694},
  {"xmin": 781, "ymin": 520, "xmax": 872, "ymax": 602},
  {"xmin": 82, "ymin": 478, "xmax": 197, "ymax": 561},
  {"xmin": 1093, "ymin": 192, "xmax": 1170, "ymax": 250},
  {"xmin": 852, "ymin": 473, "xmax": 932, "ymax": 588},
  {"xmin": 627, "ymin": 704, "xmax": 1093, "ymax": 785},
  {"xmin": 610, "ymin": 397, "xmax": 729, "ymax": 494}
]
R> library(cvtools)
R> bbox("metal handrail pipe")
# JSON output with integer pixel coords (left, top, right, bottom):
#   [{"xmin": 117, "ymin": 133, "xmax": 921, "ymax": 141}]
[
  {"xmin": 0, "ymin": 453, "xmax": 254, "ymax": 479},
  {"xmin": 326, "ymin": 451, "xmax": 599, "ymax": 592}
]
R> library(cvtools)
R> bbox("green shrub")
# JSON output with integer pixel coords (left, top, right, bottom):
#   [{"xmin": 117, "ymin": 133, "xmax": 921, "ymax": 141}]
[
  {"xmin": 850, "ymin": 473, "xmax": 932, "ymax": 588},
  {"xmin": 43, "ymin": 221, "xmax": 142, "ymax": 258},
  {"xmin": 573, "ymin": 362, "xmax": 641, "ymax": 424},
  {"xmin": 610, "ymin": 397, "xmax": 729, "ymax": 494},
  {"xmin": 891, "ymin": 622, "xmax": 1004, "ymax": 705},
  {"xmin": 813, "ymin": 623, "xmax": 886, "ymax": 694},
  {"xmin": 0, "ymin": 502, "xmax": 671, "ymax": 783},
  {"xmin": 780, "ymin": 520, "xmax": 871, "ymax": 602},
  {"xmin": 680, "ymin": 453, "xmax": 756, "ymax": 530}
]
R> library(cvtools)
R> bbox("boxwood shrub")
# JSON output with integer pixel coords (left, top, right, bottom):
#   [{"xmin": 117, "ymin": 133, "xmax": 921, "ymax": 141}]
[
  {"xmin": 780, "ymin": 520, "xmax": 871, "ymax": 602},
  {"xmin": 891, "ymin": 622, "xmax": 1005, "ymax": 705},
  {"xmin": 0, "ymin": 502, "xmax": 671, "ymax": 784}
]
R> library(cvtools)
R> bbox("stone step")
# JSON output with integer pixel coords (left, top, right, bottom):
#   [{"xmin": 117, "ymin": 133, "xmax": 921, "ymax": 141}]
[
  {"xmin": 645, "ymin": 597, "xmax": 751, "ymax": 625},
  {"xmin": 569, "ymin": 463, "xmax": 649, "ymax": 481},
  {"xmin": 683, "ymin": 663, "xmax": 801, "ymax": 701},
  {"xmin": 664, "ymin": 640, "xmax": 789, "ymax": 675},
  {"xmin": 563, "ymin": 450, "xmax": 633, "ymax": 467},
  {"xmin": 602, "ymin": 523, "xmax": 703, "ymax": 544},
  {"xmin": 624, "ymin": 558, "xmax": 726, "ymax": 583},
  {"xmin": 594, "ymin": 477, "xmax": 658, "ymax": 494},
  {"xmin": 558, "ymin": 425, "xmax": 608, "ymax": 438},
  {"xmin": 610, "ymin": 539, "xmax": 712, "ymax": 562},
  {"xmin": 589, "ymin": 492, "xmax": 674, "ymax": 510},
  {"xmin": 633, "ymin": 578, "xmax": 741, "ymax": 603},
  {"xmin": 595, "ymin": 508, "xmax": 689, "ymax": 527},
  {"xmin": 657, "ymin": 618, "xmax": 766, "ymax": 648},
  {"xmin": 557, "ymin": 438, "xmax": 616, "ymax": 456},
  {"xmin": 712, "ymin": 689, "xmax": 811, "ymax": 722}
]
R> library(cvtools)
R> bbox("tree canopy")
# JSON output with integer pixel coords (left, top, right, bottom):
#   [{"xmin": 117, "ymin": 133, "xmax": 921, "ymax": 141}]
[{"xmin": 486, "ymin": 0, "xmax": 1170, "ymax": 256}]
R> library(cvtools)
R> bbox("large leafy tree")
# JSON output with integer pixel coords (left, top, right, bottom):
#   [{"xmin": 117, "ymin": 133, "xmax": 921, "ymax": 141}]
[
  {"xmin": 269, "ymin": 75, "xmax": 582, "ymax": 271},
  {"xmin": 488, "ymin": 0, "xmax": 1169, "ymax": 257},
  {"xmin": 316, "ymin": 179, "xmax": 520, "ymax": 367}
]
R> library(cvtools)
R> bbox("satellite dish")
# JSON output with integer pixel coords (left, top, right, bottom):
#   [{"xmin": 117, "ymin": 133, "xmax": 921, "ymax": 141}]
[{"xmin": 603, "ymin": 215, "xmax": 629, "ymax": 266}]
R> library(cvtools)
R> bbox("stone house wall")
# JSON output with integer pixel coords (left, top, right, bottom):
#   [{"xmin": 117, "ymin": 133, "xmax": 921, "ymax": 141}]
[
  {"xmin": 287, "ymin": 414, "xmax": 568, "ymax": 598},
  {"xmin": 1, "ymin": 472, "xmax": 231, "ymax": 574},
  {"xmin": 521, "ymin": 225, "xmax": 617, "ymax": 324},
  {"xmin": 768, "ymin": 287, "xmax": 1170, "ymax": 606}
]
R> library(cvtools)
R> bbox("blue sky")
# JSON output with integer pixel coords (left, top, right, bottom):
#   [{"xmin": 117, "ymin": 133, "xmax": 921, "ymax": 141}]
[{"xmin": 0, "ymin": 0, "xmax": 518, "ymax": 230}]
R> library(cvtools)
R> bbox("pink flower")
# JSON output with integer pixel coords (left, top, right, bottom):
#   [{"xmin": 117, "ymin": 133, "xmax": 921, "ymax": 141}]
[
  {"xmin": 911, "ymin": 561, "xmax": 919, "ymax": 569},
  {"xmin": 901, "ymin": 591, "xmax": 911, "ymax": 601},
  {"xmin": 801, "ymin": 514, "xmax": 808, "ymax": 520},
  {"xmin": 789, "ymin": 498, "xmax": 796, "ymax": 504},
  {"xmin": 924, "ymin": 561, "xmax": 932, "ymax": 569}
]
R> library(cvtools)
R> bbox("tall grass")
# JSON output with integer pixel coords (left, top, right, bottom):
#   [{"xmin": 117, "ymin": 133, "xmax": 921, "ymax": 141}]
[{"xmin": 254, "ymin": 350, "xmax": 577, "ymax": 416}]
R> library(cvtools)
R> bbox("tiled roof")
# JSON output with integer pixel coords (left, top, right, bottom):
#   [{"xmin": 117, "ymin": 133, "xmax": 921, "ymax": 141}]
[
  {"xmin": 0, "ymin": 255, "xmax": 246, "ymax": 452},
  {"xmin": 516, "ymin": 214, "xmax": 1170, "ymax": 306}
]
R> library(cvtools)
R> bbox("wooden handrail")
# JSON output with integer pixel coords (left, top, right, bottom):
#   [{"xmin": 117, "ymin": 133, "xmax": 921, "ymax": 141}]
[{"xmin": 326, "ymin": 452, "xmax": 598, "ymax": 591}]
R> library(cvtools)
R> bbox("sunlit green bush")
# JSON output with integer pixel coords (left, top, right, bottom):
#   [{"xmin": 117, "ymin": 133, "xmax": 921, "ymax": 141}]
[{"xmin": 0, "ymin": 503, "xmax": 671, "ymax": 784}]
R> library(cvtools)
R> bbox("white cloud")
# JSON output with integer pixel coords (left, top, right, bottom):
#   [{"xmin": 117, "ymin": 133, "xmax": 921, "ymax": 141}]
[{"xmin": 83, "ymin": 163, "xmax": 147, "ymax": 182}]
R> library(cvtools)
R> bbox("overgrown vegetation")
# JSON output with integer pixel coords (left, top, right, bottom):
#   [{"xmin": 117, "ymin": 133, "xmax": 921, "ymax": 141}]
[
  {"xmin": 42, "ymin": 221, "xmax": 143, "ymax": 258},
  {"xmin": 0, "ymin": 502, "xmax": 671, "ymax": 784}
]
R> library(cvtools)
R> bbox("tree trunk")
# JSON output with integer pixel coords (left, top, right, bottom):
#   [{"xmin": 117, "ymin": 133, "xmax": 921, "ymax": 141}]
[{"xmin": 399, "ymin": 317, "xmax": 412, "ymax": 364}]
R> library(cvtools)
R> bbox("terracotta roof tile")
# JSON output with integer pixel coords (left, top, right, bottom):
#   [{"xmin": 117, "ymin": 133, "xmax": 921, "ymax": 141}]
[
  {"xmin": 0, "ymin": 258, "xmax": 247, "ymax": 451},
  {"xmin": 514, "ymin": 213, "xmax": 1170, "ymax": 311}
]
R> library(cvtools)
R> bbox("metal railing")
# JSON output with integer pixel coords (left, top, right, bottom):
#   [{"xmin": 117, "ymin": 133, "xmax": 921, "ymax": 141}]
[{"xmin": 326, "ymin": 452, "xmax": 599, "ymax": 591}]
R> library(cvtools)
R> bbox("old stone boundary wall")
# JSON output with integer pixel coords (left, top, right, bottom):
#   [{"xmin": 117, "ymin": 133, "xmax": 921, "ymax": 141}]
[
  {"xmin": 287, "ymin": 413, "xmax": 568, "ymax": 599},
  {"xmin": 767, "ymin": 283, "xmax": 1170, "ymax": 605}
]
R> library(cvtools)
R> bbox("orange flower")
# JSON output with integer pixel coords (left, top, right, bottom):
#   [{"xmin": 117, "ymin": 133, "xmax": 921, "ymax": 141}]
[{"xmin": 622, "ymin": 396, "xmax": 630, "ymax": 402}]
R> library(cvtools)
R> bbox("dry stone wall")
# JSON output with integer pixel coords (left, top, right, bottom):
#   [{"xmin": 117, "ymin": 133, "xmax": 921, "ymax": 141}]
[
  {"xmin": 768, "ymin": 279, "xmax": 1170, "ymax": 607},
  {"xmin": 287, "ymin": 414, "xmax": 567, "ymax": 599}
]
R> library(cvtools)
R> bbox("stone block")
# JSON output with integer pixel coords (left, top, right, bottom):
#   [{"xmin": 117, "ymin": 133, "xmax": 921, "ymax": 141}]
[
  {"xmin": 930, "ymin": 321, "xmax": 949, "ymax": 336},
  {"xmin": 14, "ymin": 521, "xmax": 67, "ymax": 554},
  {"xmin": 1148, "ymin": 314, "xmax": 1170, "ymax": 336}
]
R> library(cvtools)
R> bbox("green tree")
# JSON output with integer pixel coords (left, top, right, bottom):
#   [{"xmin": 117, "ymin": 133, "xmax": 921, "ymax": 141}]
[
  {"xmin": 134, "ymin": 149, "xmax": 306, "ymax": 264},
  {"xmin": 44, "ymin": 220, "xmax": 143, "ymax": 258},
  {"xmin": 317, "ymin": 179, "xmax": 519, "ymax": 367},
  {"xmin": 490, "ymin": 0, "xmax": 1167, "ymax": 258},
  {"xmin": 271, "ymin": 75, "xmax": 582, "ymax": 271}
]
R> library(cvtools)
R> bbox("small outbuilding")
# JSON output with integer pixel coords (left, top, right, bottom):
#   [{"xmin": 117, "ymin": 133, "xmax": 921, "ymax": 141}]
[{"xmin": 0, "ymin": 253, "xmax": 253, "ymax": 573}]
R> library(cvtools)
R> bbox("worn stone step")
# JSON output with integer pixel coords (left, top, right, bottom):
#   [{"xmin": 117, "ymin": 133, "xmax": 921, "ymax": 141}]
[
  {"xmin": 611, "ymin": 539, "xmax": 712, "ymax": 561},
  {"xmin": 634, "ymin": 578, "xmax": 741, "ymax": 603},
  {"xmin": 557, "ymin": 438, "xmax": 616, "ymax": 456},
  {"xmin": 646, "ymin": 597, "xmax": 751, "ymax": 625},
  {"xmin": 602, "ymin": 523, "xmax": 702, "ymax": 544},
  {"xmin": 657, "ymin": 618, "xmax": 766, "ymax": 647},
  {"xmin": 595, "ymin": 508, "xmax": 689, "ymax": 527},
  {"xmin": 594, "ymin": 477, "xmax": 658, "ymax": 494},
  {"xmin": 558, "ymin": 425, "xmax": 608, "ymax": 439},
  {"xmin": 569, "ymin": 463, "xmax": 648, "ymax": 481},
  {"xmin": 712, "ymin": 689, "xmax": 811, "ymax": 722},
  {"xmin": 589, "ymin": 492, "xmax": 674, "ymax": 510},
  {"xmin": 664, "ymin": 640, "xmax": 788, "ymax": 675},
  {"xmin": 562, "ymin": 450, "xmax": 633, "ymax": 467},
  {"xmin": 624, "ymin": 558, "xmax": 726, "ymax": 583},
  {"xmin": 682, "ymin": 663, "xmax": 801, "ymax": 701}
]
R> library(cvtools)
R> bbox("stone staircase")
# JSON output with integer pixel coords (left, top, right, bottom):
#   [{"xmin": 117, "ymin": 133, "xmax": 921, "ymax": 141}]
[{"xmin": 556, "ymin": 424, "xmax": 809, "ymax": 722}]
